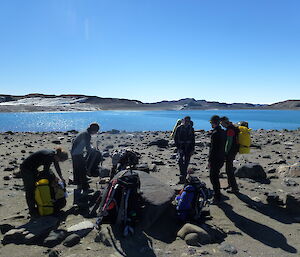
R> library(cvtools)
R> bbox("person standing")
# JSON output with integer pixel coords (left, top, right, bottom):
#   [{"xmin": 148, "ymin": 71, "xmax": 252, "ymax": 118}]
[
  {"xmin": 20, "ymin": 148, "xmax": 68, "ymax": 218},
  {"xmin": 174, "ymin": 116, "xmax": 195, "ymax": 184},
  {"xmin": 220, "ymin": 116, "xmax": 239, "ymax": 193},
  {"xmin": 71, "ymin": 123, "xmax": 100, "ymax": 205},
  {"xmin": 208, "ymin": 115, "xmax": 226, "ymax": 202}
]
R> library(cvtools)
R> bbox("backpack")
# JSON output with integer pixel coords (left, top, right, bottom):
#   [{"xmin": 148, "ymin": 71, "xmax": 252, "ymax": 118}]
[
  {"xmin": 112, "ymin": 149, "xmax": 140, "ymax": 171},
  {"xmin": 96, "ymin": 170, "xmax": 141, "ymax": 236},
  {"xmin": 175, "ymin": 177, "xmax": 213, "ymax": 222},
  {"xmin": 238, "ymin": 125, "xmax": 251, "ymax": 154},
  {"xmin": 86, "ymin": 149, "xmax": 103, "ymax": 177},
  {"xmin": 34, "ymin": 172, "xmax": 66, "ymax": 216}
]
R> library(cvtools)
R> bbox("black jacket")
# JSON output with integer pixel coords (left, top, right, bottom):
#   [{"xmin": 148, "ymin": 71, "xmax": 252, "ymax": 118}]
[
  {"xmin": 209, "ymin": 125, "xmax": 226, "ymax": 163},
  {"xmin": 174, "ymin": 124, "xmax": 195, "ymax": 152}
]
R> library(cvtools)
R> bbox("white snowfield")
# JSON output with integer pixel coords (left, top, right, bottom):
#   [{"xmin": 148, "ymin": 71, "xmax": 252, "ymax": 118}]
[{"xmin": 0, "ymin": 97, "xmax": 88, "ymax": 106}]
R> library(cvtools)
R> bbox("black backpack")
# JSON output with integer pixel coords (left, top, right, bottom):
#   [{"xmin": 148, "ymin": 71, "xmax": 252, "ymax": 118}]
[
  {"xmin": 96, "ymin": 170, "xmax": 141, "ymax": 236},
  {"xmin": 86, "ymin": 149, "xmax": 103, "ymax": 177}
]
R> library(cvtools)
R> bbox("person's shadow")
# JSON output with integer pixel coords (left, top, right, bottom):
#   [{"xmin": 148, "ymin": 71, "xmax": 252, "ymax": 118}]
[
  {"xmin": 236, "ymin": 193, "xmax": 295, "ymax": 225},
  {"xmin": 218, "ymin": 201, "xmax": 297, "ymax": 254}
]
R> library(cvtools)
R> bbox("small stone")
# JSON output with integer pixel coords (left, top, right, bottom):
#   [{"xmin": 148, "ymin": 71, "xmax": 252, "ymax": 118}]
[
  {"xmin": 219, "ymin": 243, "xmax": 238, "ymax": 254},
  {"xmin": 3, "ymin": 175, "xmax": 12, "ymax": 181},
  {"xmin": 48, "ymin": 249, "xmax": 60, "ymax": 257},
  {"xmin": 63, "ymin": 234, "xmax": 81, "ymax": 247},
  {"xmin": 52, "ymin": 140, "xmax": 61, "ymax": 145}
]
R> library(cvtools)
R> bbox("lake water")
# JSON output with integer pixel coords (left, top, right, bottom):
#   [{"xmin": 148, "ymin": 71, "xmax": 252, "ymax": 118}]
[{"xmin": 0, "ymin": 110, "xmax": 300, "ymax": 132}]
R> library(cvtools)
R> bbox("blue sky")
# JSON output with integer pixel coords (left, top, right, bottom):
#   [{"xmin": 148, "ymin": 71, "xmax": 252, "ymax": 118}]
[{"xmin": 0, "ymin": 0, "xmax": 299, "ymax": 104}]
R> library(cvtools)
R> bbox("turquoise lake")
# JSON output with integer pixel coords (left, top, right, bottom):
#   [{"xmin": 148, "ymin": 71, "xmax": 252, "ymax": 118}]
[{"xmin": 0, "ymin": 110, "xmax": 300, "ymax": 132}]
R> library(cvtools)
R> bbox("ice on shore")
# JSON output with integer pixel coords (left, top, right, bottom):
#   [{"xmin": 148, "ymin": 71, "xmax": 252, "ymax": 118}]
[{"xmin": 0, "ymin": 97, "xmax": 88, "ymax": 106}]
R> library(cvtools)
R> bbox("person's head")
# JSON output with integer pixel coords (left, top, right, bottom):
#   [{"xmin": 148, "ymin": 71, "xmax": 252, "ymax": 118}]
[
  {"xmin": 220, "ymin": 116, "xmax": 230, "ymax": 128},
  {"xmin": 55, "ymin": 148, "xmax": 68, "ymax": 162},
  {"xmin": 182, "ymin": 116, "xmax": 191, "ymax": 126},
  {"xmin": 238, "ymin": 121, "xmax": 249, "ymax": 128},
  {"xmin": 88, "ymin": 122, "xmax": 100, "ymax": 135},
  {"xmin": 210, "ymin": 115, "xmax": 220, "ymax": 128}
]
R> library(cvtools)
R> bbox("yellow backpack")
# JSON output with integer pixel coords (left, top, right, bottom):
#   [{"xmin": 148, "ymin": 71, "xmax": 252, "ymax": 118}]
[
  {"xmin": 238, "ymin": 126, "xmax": 251, "ymax": 154},
  {"xmin": 34, "ymin": 179, "xmax": 54, "ymax": 216}
]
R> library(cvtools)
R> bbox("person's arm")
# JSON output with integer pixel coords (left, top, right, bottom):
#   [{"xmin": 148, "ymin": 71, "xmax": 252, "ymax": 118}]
[
  {"xmin": 191, "ymin": 128, "xmax": 195, "ymax": 152},
  {"xmin": 53, "ymin": 160, "xmax": 64, "ymax": 182},
  {"xmin": 85, "ymin": 133, "xmax": 92, "ymax": 153},
  {"xmin": 174, "ymin": 127, "xmax": 180, "ymax": 148}
]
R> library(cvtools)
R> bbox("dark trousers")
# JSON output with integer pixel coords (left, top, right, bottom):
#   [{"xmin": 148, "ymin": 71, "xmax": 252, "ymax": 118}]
[
  {"xmin": 209, "ymin": 161, "xmax": 224, "ymax": 198},
  {"xmin": 178, "ymin": 150, "xmax": 192, "ymax": 180},
  {"xmin": 225, "ymin": 153, "xmax": 238, "ymax": 190},
  {"xmin": 72, "ymin": 154, "xmax": 89, "ymax": 190},
  {"xmin": 21, "ymin": 168, "xmax": 38, "ymax": 216}
]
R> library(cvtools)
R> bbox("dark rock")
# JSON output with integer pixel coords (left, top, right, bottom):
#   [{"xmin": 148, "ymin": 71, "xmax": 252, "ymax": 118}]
[
  {"xmin": 43, "ymin": 229, "xmax": 67, "ymax": 248},
  {"xmin": 105, "ymin": 145, "xmax": 114, "ymax": 150},
  {"xmin": 48, "ymin": 249, "xmax": 60, "ymax": 257},
  {"xmin": 102, "ymin": 151, "xmax": 110, "ymax": 158},
  {"xmin": 262, "ymin": 155, "xmax": 271, "ymax": 159},
  {"xmin": 67, "ymin": 130, "xmax": 78, "ymax": 134},
  {"xmin": 170, "ymin": 154, "xmax": 177, "ymax": 160},
  {"xmin": 273, "ymin": 159, "xmax": 287, "ymax": 165},
  {"xmin": 184, "ymin": 233, "xmax": 201, "ymax": 246},
  {"xmin": 94, "ymin": 230, "xmax": 112, "ymax": 247},
  {"xmin": 63, "ymin": 234, "xmax": 81, "ymax": 247},
  {"xmin": 195, "ymin": 141, "xmax": 206, "ymax": 147},
  {"xmin": 51, "ymin": 140, "xmax": 61, "ymax": 145},
  {"xmin": 286, "ymin": 192, "xmax": 300, "ymax": 214},
  {"xmin": 267, "ymin": 168, "xmax": 276, "ymax": 174},
  {"xmin": 283, "ymin": 178, "xmax": 299, "ymax": 187},
  {"xmin": 178, "ymin": 223, "xmax": 211, "ymax": 245},
  {"xmin": 99, "ymin": 167, "xmax": 110, "ymax": 178},
  {"xmin": 266, "ymin": 192, "xmax": 284, "ymax": 206},
  {"xmin": 148, "ymin": 139, "xmax": 169, "ymax": 148},
  {"xmin": 135, "ymin": 163, "xmax": 150, "ymax": 173},
  {"xmin": 235, "ymin": 164, "xmax": 267, "ymax": 180},
  {"xmin": 21, "ymin": 150, "xmax": 26, "ymax": 153},
  {"xmin": 0, "ymin": 224, "xmax": 15, "ymax": 234},
  {"xmin": 151, "ymin": 160, "xmax": 165, "ymax": 166},
  {"xmin": 4, "ymin": 166, "xmax": 15, "ymax": 171},
  {"xmin": 5, "ymin": 131, "xmax": 15, "ymax": 135},
  {"xmin": 3, "ymin": 175, "xmax": 12, "ymax": 181},
  {"xmin": 219, "ymin": 242, "xmax": 238, "ymax": 254}
]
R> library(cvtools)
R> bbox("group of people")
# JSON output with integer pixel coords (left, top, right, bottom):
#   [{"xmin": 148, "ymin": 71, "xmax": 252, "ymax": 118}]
[
  {"xmin": 20, "ymin": 123, "xmax": 100, "ymax": 218},
  {"xmin": 20, "ymin": 115, "xmax": 240, "ymax": 218},
  {"xmin": 174, "ymin": 115, "xmax": 239, "ymax": 202}
]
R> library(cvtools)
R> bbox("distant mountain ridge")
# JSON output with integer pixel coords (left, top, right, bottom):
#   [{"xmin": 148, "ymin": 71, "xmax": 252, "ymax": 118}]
[{"xmin": 0, "ymin": 94, "xmax": 299, "ymax": 112}]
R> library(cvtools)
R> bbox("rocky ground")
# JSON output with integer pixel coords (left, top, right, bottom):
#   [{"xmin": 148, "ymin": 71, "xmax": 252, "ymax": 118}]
[{"xmin": 0, "ymin": 129, "xmax": 300, "ymax": 257}]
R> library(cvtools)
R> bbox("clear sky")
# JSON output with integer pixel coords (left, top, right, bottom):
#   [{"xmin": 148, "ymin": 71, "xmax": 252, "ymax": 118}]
[{"xmin": 0, "ymin": 0, "xmax": 299, "ymax": 104}]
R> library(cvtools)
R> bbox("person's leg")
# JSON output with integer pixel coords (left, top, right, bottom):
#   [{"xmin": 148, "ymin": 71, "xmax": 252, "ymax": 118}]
[
  {"xmin": 184, "ymin": 151, "xmax": 192, "ymax": 173},
  {"xmin": 209, "ymin": 164, "xmax": 221, "ymax": 199},
  {"xmin": 178, "ymin": 150, "xmax": 185, "ymax": 182},
  {"xmin": 225, "ymin": 154, "xmax": 239, "ymax": 192},
  {"xmin": 21, "ymin": 169, "xmax": 38, "ymax": 217}
]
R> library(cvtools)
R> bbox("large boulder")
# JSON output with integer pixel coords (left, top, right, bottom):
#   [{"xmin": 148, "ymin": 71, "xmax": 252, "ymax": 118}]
[
  {"xmin": 235, "ymin": 163, "xmax": 267, "ymax": 180},
  {"xmin": 177, "ymin": 223, "xmax": 211, "ymax": 246},
  {"xmin": 277, "ymin": 163, "xmax": 300, "ymax": 177},
  {"xmin": 2, "ymin": 216, "xmax": 59, "ymax": 245},
  {"xmin": 113, "ymin": 170, "xmax": 174, "ymax": 230}
]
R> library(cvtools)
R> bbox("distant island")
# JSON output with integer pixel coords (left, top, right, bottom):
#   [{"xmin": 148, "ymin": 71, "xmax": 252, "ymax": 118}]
[{"xmin": 0, "ymin": 93, "xmax": 299, "ymax": 112}]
